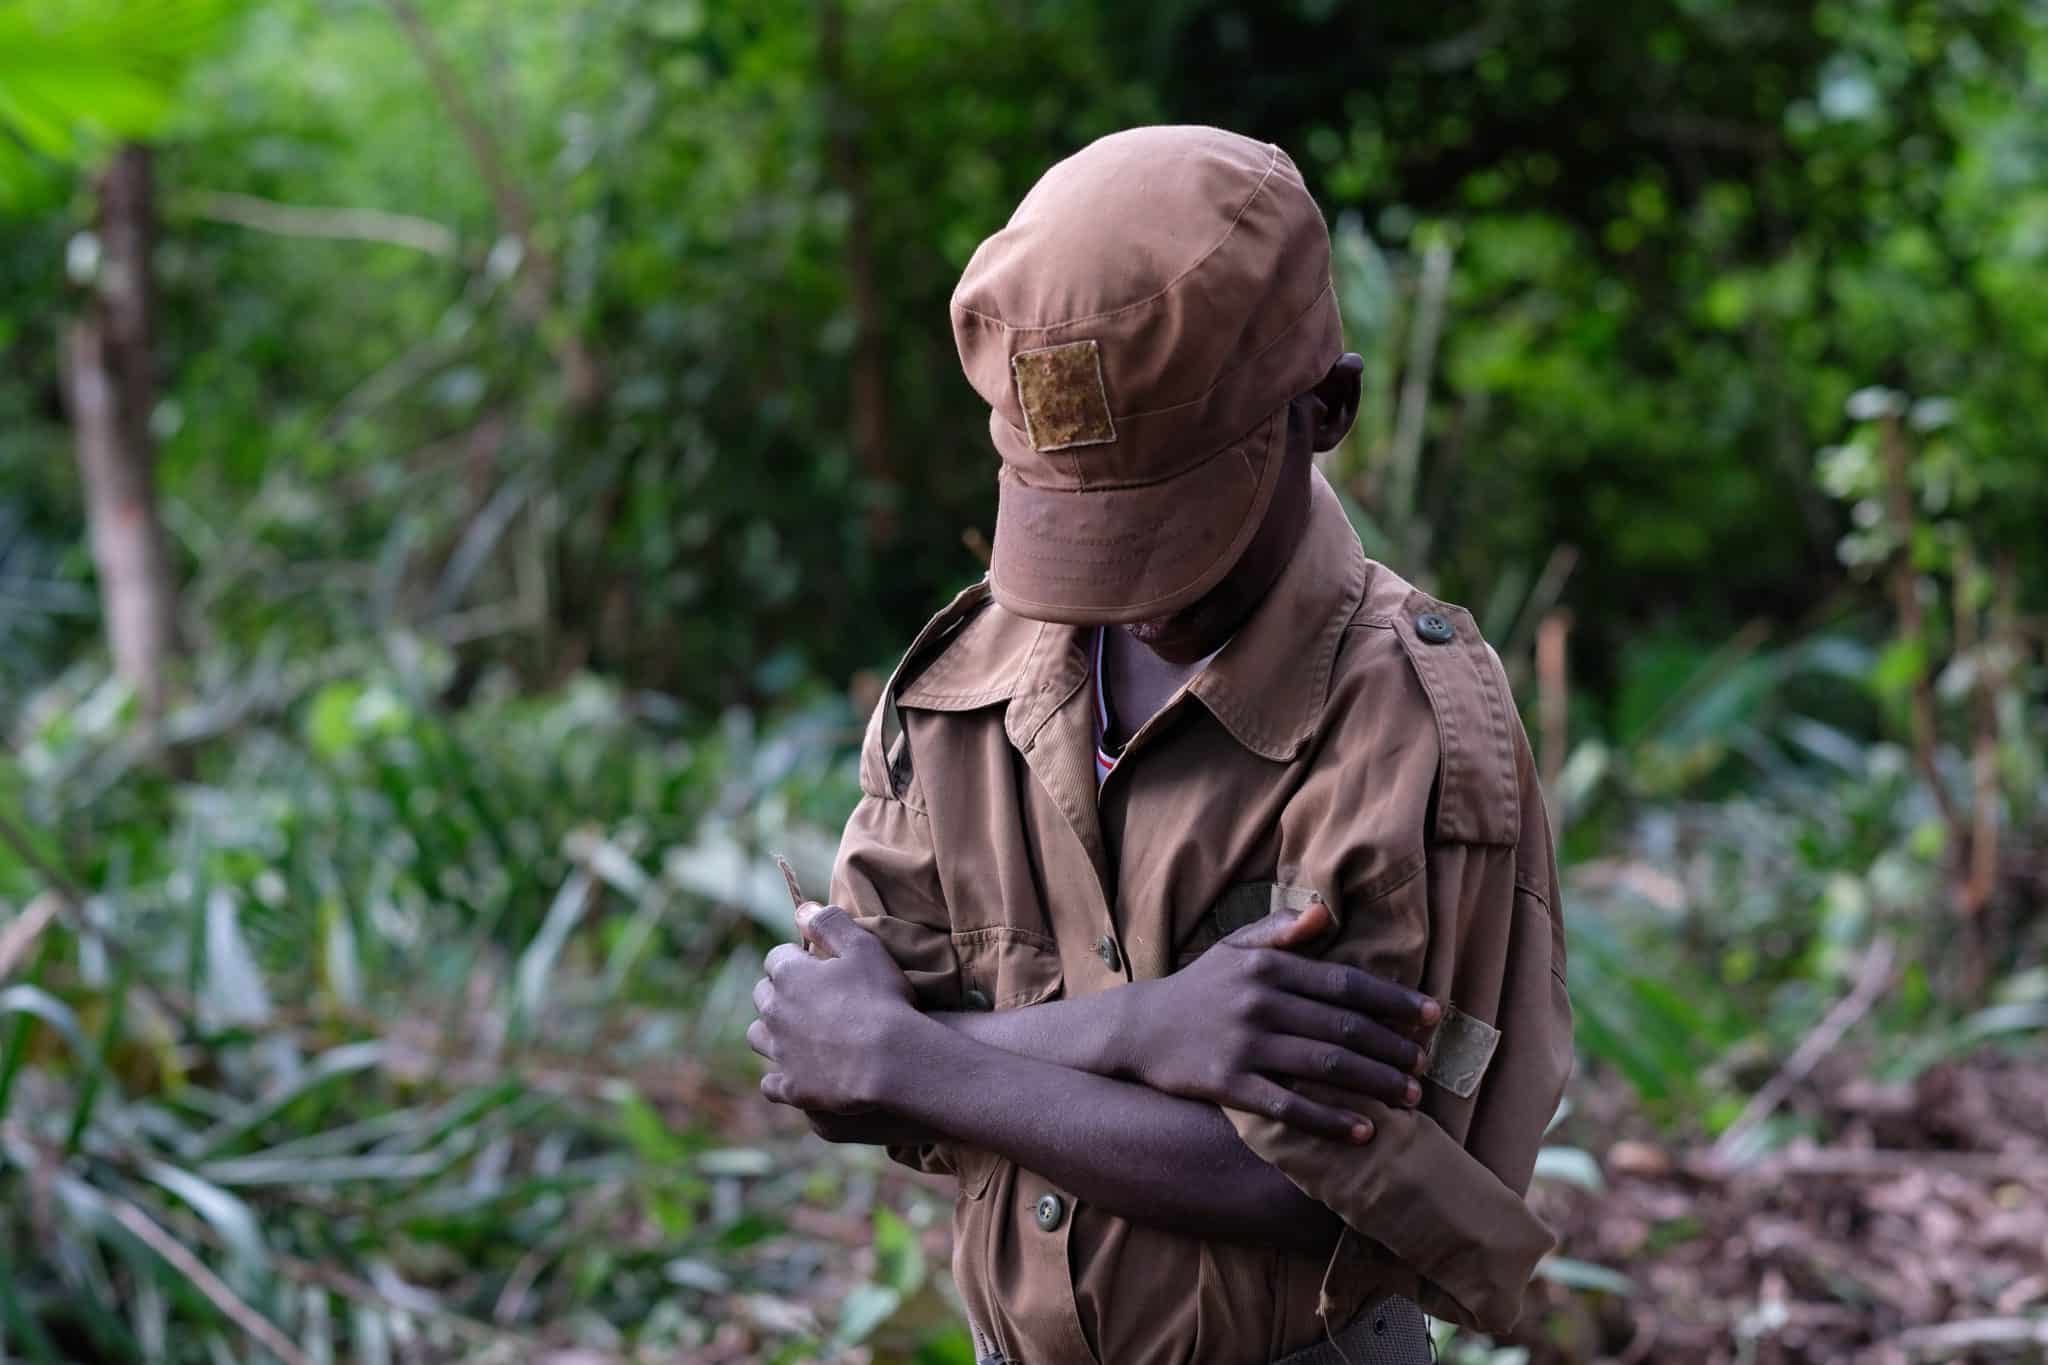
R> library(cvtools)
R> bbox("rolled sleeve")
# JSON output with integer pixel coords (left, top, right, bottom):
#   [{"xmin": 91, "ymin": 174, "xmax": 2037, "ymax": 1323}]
[
  {"xmin": 833, "ymin": 791, "xmax": 962, "ymax": 1007},
  {"xmin": 1213, "ymin": 616, "xmax": 1568, "ymax": 1331},
  {"xmin": 831, "ymin": 725, "xmax": 966, "ymax": 1179},
  {"xmin": 1221, "ymin": 857, "xmax": 1555, "ymax": 1332}
]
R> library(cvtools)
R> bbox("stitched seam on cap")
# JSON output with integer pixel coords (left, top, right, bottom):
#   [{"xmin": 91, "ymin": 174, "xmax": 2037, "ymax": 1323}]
[
  {"xmin": 994, "ymin": 403, "xmax": 1281, "ymax": 497},
  {"xmin": 994, "ymin": 416, "xmax": 1279, "ymax": 619},
  {"xmin": 993, "ymin": 414, "xmax": 1268, "ymax": 494},
  {"xmin": 985, "ymin": 279, "xmax": 1336, "ymax": 459},
  {"xmin": 950, "ymin": 144, "xmax": 1284, "ymax": 332},
  {"xmin": 1116, "ymin": 278, "xmax": 1338, "ymax": 422}
]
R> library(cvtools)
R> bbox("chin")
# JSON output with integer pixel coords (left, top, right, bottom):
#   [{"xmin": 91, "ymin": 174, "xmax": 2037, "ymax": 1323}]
[{"xmin": 1125, "ymin": 620, "xmax": 1219, "ymax": 664}]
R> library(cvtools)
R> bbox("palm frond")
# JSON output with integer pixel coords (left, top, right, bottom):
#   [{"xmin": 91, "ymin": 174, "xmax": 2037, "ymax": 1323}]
[{"xmin": 0, "ymin": 0, "xmax": 247, "ymax": 181}]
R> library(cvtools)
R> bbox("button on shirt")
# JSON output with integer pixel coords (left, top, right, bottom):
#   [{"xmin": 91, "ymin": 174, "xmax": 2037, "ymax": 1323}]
[{"xmin": 832, "ymin": 471, "xmax": 1572, "ymax": 1364}]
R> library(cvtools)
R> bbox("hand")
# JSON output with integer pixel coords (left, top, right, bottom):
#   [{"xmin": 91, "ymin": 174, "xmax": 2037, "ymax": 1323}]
[
  {"xmin": 1120, "ymin": 898, "xmax": 1441, "ymax": 1144},
  {"xmin": 803, "ymin": 1110, "xmax": 941, "ymax": 1146},
  {"xmin": 748, "ymin": 901, "xmax": 921, "ymax": 1116}
]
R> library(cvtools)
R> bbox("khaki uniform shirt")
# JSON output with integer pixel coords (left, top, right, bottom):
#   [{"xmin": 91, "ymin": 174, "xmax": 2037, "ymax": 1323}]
[{"xmin": 830, "ymin": 471, "xmax": 1572, "ymax": 1364}]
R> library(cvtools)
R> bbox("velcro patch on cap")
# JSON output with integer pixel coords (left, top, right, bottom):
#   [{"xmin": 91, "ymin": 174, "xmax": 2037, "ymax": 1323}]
[{"xmin": 1013, "ymin": 340, "xmax": 1116, "ymax": 452}]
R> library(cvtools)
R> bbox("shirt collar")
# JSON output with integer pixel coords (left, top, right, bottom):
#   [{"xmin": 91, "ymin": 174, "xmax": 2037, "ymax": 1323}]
[
  {"xmin": 1184, "ymin": 468, "xmax": 1370, "ymax": 760},
  {"xmin": 899, "ymin": 469, "xmax": 1371, "ymax": 763},
  {"xmin": 966, "ymin": 470, "xmax": 1368, "ymax": 765}
]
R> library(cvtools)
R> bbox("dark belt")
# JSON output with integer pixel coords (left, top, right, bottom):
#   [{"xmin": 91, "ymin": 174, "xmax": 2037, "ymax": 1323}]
[
  {"xmin": 970, "ymin": 1295, "xmax": 1431, "ymax": 1365},
  {"xmin": 1271, "ymin": 1295, "xmax": 1432, "ymax": 1365}
]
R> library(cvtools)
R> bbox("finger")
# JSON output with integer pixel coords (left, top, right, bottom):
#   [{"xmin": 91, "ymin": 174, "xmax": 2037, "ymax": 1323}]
[
  {"xmin": 797, "ymin": 902, "xmax": 871, "ymax": 961},
  {"xmin": 1238, "ymin": 1078, "xmax": 1373, "ymax": 1145},
  {"xmin": 764, "ymin": 943, "xmax": 810, "ymax": 979},
  {"xmin": 1257, "ymin": 1034, "xmax": 1422, "ymax": 1109},
  {"xmin": 760, "ymin": 1071, "xmax": 793, "ymax": 1106},
  {"xmin": 1222, "ymin": 899, "xmax": 1335, "ymax": 952},
  {"xmin": 1264, "ymin": 954, "xmax": 1439, "ymax": 1028},
  {"xmin": 1263, "ymin": 995, "xmax": 1427, "ymax": 1077},
  {"xmin": 791, "ymin": 900, "xmax": 833, "ymax": 959},
  {"xmin": 745, "ymin": 1018, "xmax": 778, "ymax": 1062},
  {"xmin": 752, "ymin": 976, "xmax": 774, "ymax": 1015}
]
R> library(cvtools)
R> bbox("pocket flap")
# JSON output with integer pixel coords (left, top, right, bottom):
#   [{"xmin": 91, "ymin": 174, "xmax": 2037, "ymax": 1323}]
[{"xmin": 951, "ymin": 925, "xmax": 1063, "ymax": 1010}]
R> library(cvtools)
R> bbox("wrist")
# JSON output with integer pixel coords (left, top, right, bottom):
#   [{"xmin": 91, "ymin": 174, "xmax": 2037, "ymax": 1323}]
[
  {"xmin": 1099, "ymin": 980, "xmax": 1155, "ymax": 1081},
  {"xmin": 863, "ymin": 1002, "xmax": 941, "ymax": 1111}
]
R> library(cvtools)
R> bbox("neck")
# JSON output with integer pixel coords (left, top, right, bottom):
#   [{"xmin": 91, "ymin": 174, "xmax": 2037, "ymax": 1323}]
[{"xmin": 1100, "ymin": 624, "xmax": 1203, "ymax": 744}]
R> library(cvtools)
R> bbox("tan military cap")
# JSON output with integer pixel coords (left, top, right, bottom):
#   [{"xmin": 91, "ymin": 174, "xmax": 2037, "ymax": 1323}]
[{"xmin": 951, "ymin": 125, "xmax": 1342, "ymax": 625}]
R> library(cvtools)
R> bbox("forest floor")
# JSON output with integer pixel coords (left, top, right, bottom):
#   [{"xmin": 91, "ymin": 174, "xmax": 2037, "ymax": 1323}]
[
  {"xmin": 668, "ymin": 1043, "xmax": 2048, "ymax": 1365},
  {"xmin": 1523, "ymin": 1048, "xmax": 2048, "ymax": 1365}
]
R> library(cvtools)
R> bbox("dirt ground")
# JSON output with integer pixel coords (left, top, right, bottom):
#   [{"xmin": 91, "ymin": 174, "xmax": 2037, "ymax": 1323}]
[
  {"xmin": 1514, "ymin": 1050, "xmax": 2048, "ymax": 1364},
  {"xmin": 684, "ymin": 1044, "xmax": 2048, "ymax": 1364}
]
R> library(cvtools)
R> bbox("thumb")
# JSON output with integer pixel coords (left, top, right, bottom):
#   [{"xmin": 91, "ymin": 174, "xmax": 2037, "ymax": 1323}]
[
  {"xmin": 1223, "ymin": 898, "xmax": 1335, "ymax": 952},
  {"xmin": 797, "ymin": 902, "xmax": 866, "ymax": 960}
]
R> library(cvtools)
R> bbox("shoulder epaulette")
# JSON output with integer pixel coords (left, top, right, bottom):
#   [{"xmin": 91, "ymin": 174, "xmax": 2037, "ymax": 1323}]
[{"xmin": 1362, "ymin": 567, "xmax": 1521, "ymax": 847}]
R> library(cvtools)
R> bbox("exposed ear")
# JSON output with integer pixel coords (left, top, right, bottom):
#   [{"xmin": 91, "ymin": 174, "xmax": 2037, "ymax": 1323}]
[{"xmin": 1309, "ymin": 352, "xmax": 1365, "ymax": 452}]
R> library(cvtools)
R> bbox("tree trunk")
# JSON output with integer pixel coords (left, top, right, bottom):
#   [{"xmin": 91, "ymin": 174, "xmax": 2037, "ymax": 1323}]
[
  {"xmin": 820, "ymin": 0, "xmax": 895, "ymax": 541},
  {"xmin": 62, "ymin": 143, "xmax": 178, "ymax": 721}
]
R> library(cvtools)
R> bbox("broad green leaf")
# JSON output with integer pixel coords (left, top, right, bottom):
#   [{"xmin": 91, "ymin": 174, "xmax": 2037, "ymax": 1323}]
[
  {"xmin": 873, "ymin": 1205, "xmax": 924, "ymax": 1296},
  {"xmin": 304, "ymin": 682, "xmax": 366, "ymax": 761},
  {"xmin": 697, "ymin": 1146, "xmax": 772, "ymax": 1178},
  {"xmin": 833, "ymin": 1283, "xmax": 901, "ymax": 1349},
  {"xmin": 1532, "ymin": 1145, "xmax": 1605, "ymax": 1193},
  {"xmin": 616, "ymin": 1091, "xmax": 691, "ymax": 1166},
  {"xmin": 514, "ymin": 869, "xmax": 595, "ymax": 1024},
  {"xmin": 914, "ymin": 1328, "xmax": 979, "ymax": 1365},
  {"xmin": 0, "ymin": 983, "xmax": 90, "ymax": 1057},
  {"xmin": 200, "ymin": 888, "xmax": 270, "ymax": 1028},
  {"xmin": 1536, "ymin": 1256, "xmax": 1634, "ymax": 1295},
  {"xmin": 140, "ymin": 1162, "xmax": 268, "ymax": 1277}
]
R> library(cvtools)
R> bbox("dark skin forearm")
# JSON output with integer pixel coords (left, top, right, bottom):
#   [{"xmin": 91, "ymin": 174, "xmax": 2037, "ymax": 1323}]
[
  {"xmin": 755, "ymin": 902, "xmax": 1431, "ymax": 1249},
  {"xmin": 930, "ymin": 988, "xmax": 1130, "ymax": 1072},
  {"xmin": 811, "ymin": 975, "xmax": 1411, "ymax": 1152},
  {"xmin": 793, "ymin": 998, "xmax": 1123, "ymax": 1150},
  {"xmin": 873, "ymin": 1008, "xmax": 1341, "ymax": 1253},
  {"xmin": 798, "ymin": 998, "xmax": 1126, "ymax": 1149}
]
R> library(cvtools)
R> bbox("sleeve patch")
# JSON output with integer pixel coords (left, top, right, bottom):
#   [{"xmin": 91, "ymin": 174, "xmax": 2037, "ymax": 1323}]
[{"xmin": 1423, "ymin": 1005, "xmax": 1501, "ymax": 1100}]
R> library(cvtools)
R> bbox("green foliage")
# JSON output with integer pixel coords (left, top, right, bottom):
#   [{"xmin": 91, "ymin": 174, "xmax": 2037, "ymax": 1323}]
[
  {"xmin": 3, "ymin": 0, "xmax": 2048, "ymax": 1358},
  {"xmin": 8, "ymin": 0, "xmax": 2048, "ymax": 710},
  {"xmin": 0, "ymin": 655, "xmax": 943, "ymax": 1360},
  {"xmin": 0, "ymin": 0, "xmax": 245, "ymax": 200}
]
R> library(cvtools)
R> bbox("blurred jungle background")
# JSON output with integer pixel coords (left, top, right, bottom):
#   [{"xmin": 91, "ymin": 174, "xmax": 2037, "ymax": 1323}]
[{"xmin": 3, "ymin": 0, "xmax": 2048, "ymax": 1361}]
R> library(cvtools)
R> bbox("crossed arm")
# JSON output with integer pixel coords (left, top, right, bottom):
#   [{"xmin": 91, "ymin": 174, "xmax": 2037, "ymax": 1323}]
[{"xmin": 748, "ymin": 899, "xmax": 1440, "ymax": 1252}]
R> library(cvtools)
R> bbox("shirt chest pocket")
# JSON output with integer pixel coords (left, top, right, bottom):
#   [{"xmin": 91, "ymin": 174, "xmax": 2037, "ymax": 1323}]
[
  {"xmin": 1173, "ymin": 880, "xmax": 1323, "ymax": 970},
  {"xmin": 950, "ymin": 925, "xmax": 1064, "ymax": 1011}
]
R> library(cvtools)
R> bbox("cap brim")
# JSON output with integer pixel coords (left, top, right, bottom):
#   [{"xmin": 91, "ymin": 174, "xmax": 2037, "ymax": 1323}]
[{"xmin": 988, "ymin": 406, "xmax": 1286, "ymax": 626}]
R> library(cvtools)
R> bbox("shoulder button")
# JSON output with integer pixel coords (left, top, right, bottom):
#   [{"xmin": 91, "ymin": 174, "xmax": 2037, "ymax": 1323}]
[{"xmin": 1415, "ymin": 611, "xmax": 1455, "ymax": 644}]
